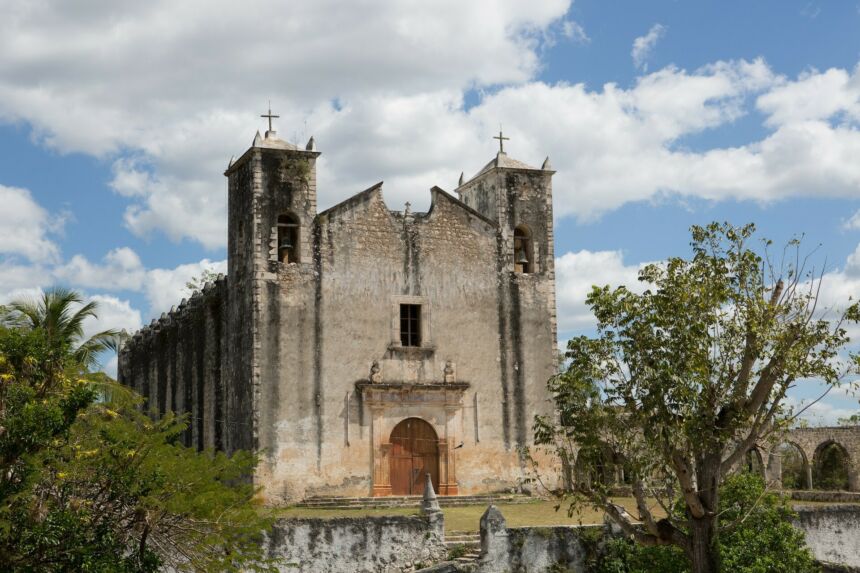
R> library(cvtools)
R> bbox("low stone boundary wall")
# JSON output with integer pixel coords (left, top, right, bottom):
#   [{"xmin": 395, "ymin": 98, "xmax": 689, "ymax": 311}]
[
  {"xmin": 260, "ymin": 502, "xmax": 860, "ymax": 572},
  {"xmin": 793, "ymin": 505, "xmax": 860, "ymax": 570},
  {"xmin": 475, "ymin": 504, "xmax": 860, "ymax": 573},
  {"xmin": 789, "ymin": 490, "xmax": 860, "ymax": 503},
  {"xmin": 266, "ymin": 514, "xmax": 446, "ymax": 572},
  {"xmin": 477, "ymin": 506, "xmax": 600, "ymax": 573}
]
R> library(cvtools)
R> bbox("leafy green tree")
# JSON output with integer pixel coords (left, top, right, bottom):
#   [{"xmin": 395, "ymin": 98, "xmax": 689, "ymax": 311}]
[
  {"xmin": 535, "ymin": 223, "xmax": 858, "ymax": 573},
  {"xmin": 1, "ymin": 287, "xmax": 119, "ymax": 370},
  {"xmin": 18, "ymin": 392, "xmax": 274, "ymax": 572},
  {"xmin": 0, "ymin": 289, "xmax": 275, "ymax": 572},
  {"xmin": 594, "ymin": 474, "xmax": 817, "ymax": 573},
  {"xmin": 0, "ymin": 288, "xmax": 118, "ymax": 504},
  {"xmin": 0, "ymin": 319, "xmax": 96, "ymax": 511}
]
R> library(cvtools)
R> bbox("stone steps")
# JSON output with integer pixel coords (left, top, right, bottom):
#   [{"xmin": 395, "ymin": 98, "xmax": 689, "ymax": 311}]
[
  {"xmin": 445, "ymin": 534, "xmax": 482, "ymax": 565},
  {"xmin": 296, "ymin": 494, "xmax": 532, "ymax": 509},
  {"xmin": 453, "ymin": 553, "xmax": 481, "ymax": 564}
]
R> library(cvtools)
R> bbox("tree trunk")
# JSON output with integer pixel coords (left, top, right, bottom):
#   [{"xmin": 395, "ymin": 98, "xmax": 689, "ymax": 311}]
[
  {"xmin": 688, "ymin": 515, "xmax": 718, "ymax": 573},
  {"xmin": 688, "ymin": 456, "xmax": 721, "ymax": 573}
]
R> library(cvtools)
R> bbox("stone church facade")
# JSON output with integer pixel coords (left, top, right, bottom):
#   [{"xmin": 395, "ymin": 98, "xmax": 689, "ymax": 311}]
[{"xmin": 118, "ymin": 126, "xmax": 559, "ymax": 504}]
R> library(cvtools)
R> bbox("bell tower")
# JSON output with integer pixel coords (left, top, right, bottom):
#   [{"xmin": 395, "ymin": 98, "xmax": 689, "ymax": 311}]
[
  {"xmin": 222, "ymin": 108, "xmax": 321, "ymax": 455},
  {"xmin": 225, "ymin": 109, "xmax": 320, "ymax": 280},
  {"xmin": 454, "ymin": 132, "xmax": 558, "ymax": 449},
  {"xmin": 455, "ymin": 132, "xmax": 556, "ymax": 279}
]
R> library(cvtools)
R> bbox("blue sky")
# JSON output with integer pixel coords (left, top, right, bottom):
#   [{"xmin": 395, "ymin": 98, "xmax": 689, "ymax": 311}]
[{"xmin": 0, "ymin": 0, "xmax": 858, "ymax": 424}]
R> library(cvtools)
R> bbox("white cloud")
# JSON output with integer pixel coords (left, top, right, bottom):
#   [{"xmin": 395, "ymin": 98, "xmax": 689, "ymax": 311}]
[
  {"xmin": 54, "ymin": 247, "xmax": 147, "ymax": 291},
  {"xmin": 756, "ymin": 65, "xmax": 860, "ymax": 127},
  {"xmin": 0, "ymin": 263, "xmax": 51, "ymax": 298},
  {"xmin": 0, "ymin": 2, "xmax": 859, "ymax": 255},
  {"xmin": 562, "ymin": 20, "xmax": 589, "ymax": 44},
  {"xmin": 50, "ymin": 248, "xmax": 227, "ymax": 316},
  {"xmin": 631, "ymin": 24, "xmax": 666, "ymax": 71},
  {"xmin": 1, "ymin": 287, "xmax": 142, "ymax": 339},
  {"xmin": 787, "ymin": 395, "xmax": 858, "ymax": 426},
  {"xmin": 0, "ymin": 182, "xmax": 224, "ymax": 321},
  {"xmin": 845, "ymin": 209, "xmax": 860, "ymax": 230},
  {"xmin": 0, "ymin": 184, "xmax": 62, "ymax": 262},
  {"xmin": 0, "ymin": 285, "xmax": 142, "ymax": 374},
  {"xmin": 0, "ymin": 0, "xmax": 572, "ymax": 248},
  {"xmin": 81, "ymin": 295, "xmax": 142, "ymax": 339},
  {"xmin": 555, "ymin": 249, "xmax": 645, "ymax": 333},
  {"xmin": 102, "ymin": 355, "xmax": 119, "ymax": 378},
  {"xmin": 144, "ymin": 258, "xmax": 227, "ymax": 315}
]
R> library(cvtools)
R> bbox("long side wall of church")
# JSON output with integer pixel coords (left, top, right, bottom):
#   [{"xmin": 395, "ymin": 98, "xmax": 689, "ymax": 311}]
[{"xmin": 117, "ymin": 277, "xmax": 246, "ymax": 451}]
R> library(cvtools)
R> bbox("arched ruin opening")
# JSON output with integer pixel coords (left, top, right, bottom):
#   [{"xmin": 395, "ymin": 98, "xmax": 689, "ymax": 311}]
[
  {"xmin": 744, "ymin": 448, "xmax": 766, "ymax": 478},
  {"xmin": 774, "ymin": 442, "xmax": 810, "ymax": 489},
  {"xmin": 573, "ymin": 446, "xmax": 615, "ymax": 490},
  {"xmin": 813, "ymin": 440, "xmax": 851, "ymax": 491}
]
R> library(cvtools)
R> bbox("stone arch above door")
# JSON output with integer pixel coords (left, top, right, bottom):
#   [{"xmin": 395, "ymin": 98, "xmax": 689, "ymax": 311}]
[{"xmin": 357, "ymin": 380, "xmax": 469, "ymax": 497}]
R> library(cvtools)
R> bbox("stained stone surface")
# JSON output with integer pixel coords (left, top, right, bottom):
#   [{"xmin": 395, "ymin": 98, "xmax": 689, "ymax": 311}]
[{"xmin": 118, "ymin": 132, "xmax": 560, "ymax": 504}]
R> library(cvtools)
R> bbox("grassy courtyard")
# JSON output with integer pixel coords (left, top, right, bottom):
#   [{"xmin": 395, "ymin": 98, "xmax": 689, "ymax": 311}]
[
  {"xmin": 272, "ymin": 497, "xmax": 860, "ymax": 534},
  {"xmin": 273, "ymin": 497, "xmax": 659, "ymax": 534}
]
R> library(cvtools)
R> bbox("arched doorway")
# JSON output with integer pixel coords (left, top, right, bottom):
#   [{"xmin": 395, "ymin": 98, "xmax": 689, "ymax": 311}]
[
  {"xmin": 390, "ymin": 418, "xmax": 439, "ymax": 496},
  {"xmin": 813, "ymin": 440, "xmax": 851, "ymax": 491}
]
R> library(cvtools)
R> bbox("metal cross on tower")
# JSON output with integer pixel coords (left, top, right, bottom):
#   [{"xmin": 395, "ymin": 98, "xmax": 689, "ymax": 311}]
[
  {"xmin": 261, "ymin": 102, "xmax": 280, "ymax": 133},
  {"xmin": 493, "ymin": 128, "xmax": 510, "ymax": 153}
]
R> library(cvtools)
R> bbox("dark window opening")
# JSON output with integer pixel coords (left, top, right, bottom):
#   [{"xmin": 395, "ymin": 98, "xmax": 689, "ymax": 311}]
[
  {"xmin": 277, "ymin": 213, "xmax": 300, "ymax": 264},
  {"xmin": 400, "ymin": 304, "xmax": 421, "ymax": 347},
  {"xmin": 514, "ymin": 226, "xmax": 533, "ymax": 273}
]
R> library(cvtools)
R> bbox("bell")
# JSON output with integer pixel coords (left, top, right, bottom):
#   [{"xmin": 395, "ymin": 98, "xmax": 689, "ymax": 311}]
[
  {"xmin": 515, "ymin": 249, "xmax": 529, "ymax": 265},
  {"xmin": 279, "ymin": 236, "xmax": 294, "ymax": 250}
]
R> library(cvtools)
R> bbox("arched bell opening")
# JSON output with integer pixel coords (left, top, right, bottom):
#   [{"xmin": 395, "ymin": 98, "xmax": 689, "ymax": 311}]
[
  {"xmin": 513, "ymin": 225, "xmax": 533, "ymax": 274},
  {"xmin": 277, "ymin": 213, "xmax": 300, "ymax": 264}
]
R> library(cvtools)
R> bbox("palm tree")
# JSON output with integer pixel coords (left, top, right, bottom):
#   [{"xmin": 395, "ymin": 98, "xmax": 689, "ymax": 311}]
[{"xmin": 2, "ymin": 287, "xmax": 119, "ymax": 371}]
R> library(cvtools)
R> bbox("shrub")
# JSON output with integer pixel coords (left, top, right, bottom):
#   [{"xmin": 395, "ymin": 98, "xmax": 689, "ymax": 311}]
[{"xmin": 593, "ymin": 473, "xmax": 818, "ymax": 573}]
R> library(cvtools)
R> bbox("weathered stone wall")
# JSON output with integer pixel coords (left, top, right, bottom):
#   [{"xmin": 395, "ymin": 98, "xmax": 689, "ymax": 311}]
[
  {"xmin": 783, "ymin": 427, "xmax": 860, "ymax": 491},
  {"xmin": 119, "ymin": 133, "xmax": 561, "ymax": 504},
  {"xmin": 793, "ymin": 505, "xmax": 860, "ymax": 570},
  {"xmin": 746, "ymin": 426, "xmax": 860, "ymax": 492},
  {"xmin": 473, "ymin": 504, "xmax": 860, "ymax": 573},
  {"xmin": 458, "ymin": 157, "xmax": 559, "ymax": 451},
  {"xmin": 476, "ymin": 505, "xmax": 599, "ymax": 573},
  {"xmin": 117, "ymin": 277, "xmax": 247, "ymax": 451},
  {"xmin": 790, "ymin": 490, "xmax": 860, "ymax": 503},
  {"xmin": 252, "ymin": 144, "xmax": 560, "ymax": 502},
  {"xmin": 265, "ymin": 514, "xmax": 446, "ymax": 573}
]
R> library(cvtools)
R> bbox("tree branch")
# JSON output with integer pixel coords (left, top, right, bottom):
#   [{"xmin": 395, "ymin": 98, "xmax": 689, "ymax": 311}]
[{"xmin": 671, "ymin": 451, "xmax": 706, "ymax": 519}]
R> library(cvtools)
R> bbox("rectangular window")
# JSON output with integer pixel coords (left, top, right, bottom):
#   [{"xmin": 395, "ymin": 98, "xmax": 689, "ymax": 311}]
[{"xmin": 400, "ymin": 304, "xmax": 421, "ymax": 347}]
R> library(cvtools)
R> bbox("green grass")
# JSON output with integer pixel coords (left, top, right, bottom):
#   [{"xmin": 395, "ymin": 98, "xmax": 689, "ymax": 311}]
[
  {"xmin": 271, "ymin": 498, "xmax": 657, "ymax": 534},
  {"xmin": 270, "ymin": 497, "xmax": 860, "ymax": 534}
]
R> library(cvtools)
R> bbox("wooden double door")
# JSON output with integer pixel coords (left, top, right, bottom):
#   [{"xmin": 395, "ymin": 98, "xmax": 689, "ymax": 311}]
[{"xmin": 389, "ymin": 418, "xmax": 440, "ymax": 496}]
